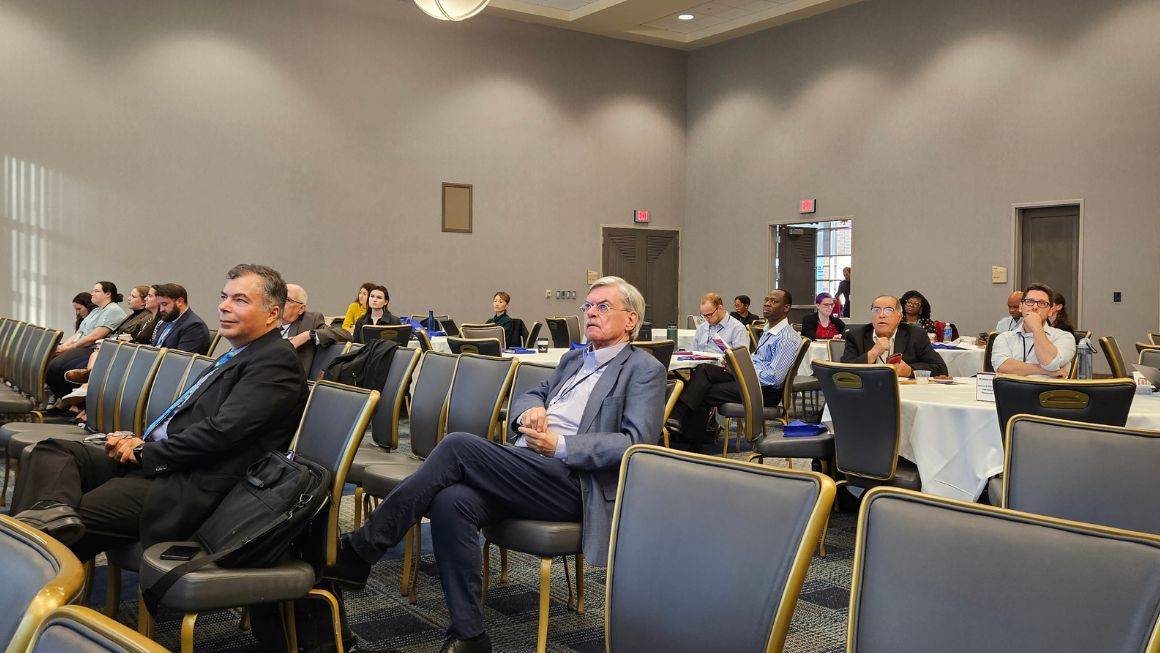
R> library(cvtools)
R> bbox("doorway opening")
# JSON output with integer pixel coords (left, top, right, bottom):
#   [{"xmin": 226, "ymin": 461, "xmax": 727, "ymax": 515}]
[
  {"xmin": 1012, "ymin": 201, "xmax": 1083, "ymax": 326},
  {"xmin": 770, "ymin": 218, "xmax": 852, "ymax": 322}
]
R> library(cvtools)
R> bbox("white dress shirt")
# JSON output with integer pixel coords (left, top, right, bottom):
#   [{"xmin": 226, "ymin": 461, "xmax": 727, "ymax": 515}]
[{"xmin": 991, "ymin": 324, "xmax": 1076, "ymax": 375}]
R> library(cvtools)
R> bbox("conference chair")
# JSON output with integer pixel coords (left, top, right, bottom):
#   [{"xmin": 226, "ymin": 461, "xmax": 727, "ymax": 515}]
[
  {"xmin": 660, "ymin": 379, "xmax": 683, "ymax": 448},
  {"xmin": 363, "ymin": 324, "xmax": 413, "ymax": 348},
  {"xmin": 443, "ymin": 353, "xmax": 516, "ymax": 443},
  {"xmin": 113, "ymin": 346, "xmax": 164, "ymax": 435},
  {"xmin": 981, "ymin": 331, "xmax": 999, "ymax": 373},
  {"xmin": 685, "ymin": 314, "xmax": 700, "ymax": 330},
  {"xmin": 501, "ymin": 362, "xmax": 555, "ymax": 443},
  {"xmin": 604, "ymin": 446, "xmax": 835, "ymax": 653},
  {"xmin": 28, "ymin": 605, "xmax": 167, "ymax": 653},
  {"xmin": 847, "ymin": 487, "xmax": 1160, "ymax": 653},
  {"xmin": 998, "ymin": 415, "xmax": 1160, "ymax": 533},
  {"xmin": 439, "ymin": 317, "xmax": 459, "ymax": 337},
  {"xmin": 524, "ymin": 321, "xmax": 543, "ymax": 348},
  {"xmin": 204, "ymin": 329, "xmax": 221, "ymax": 357},
  {"xmin": 0, "ymin": 318, "xmax": 15, "ymax": 381},
  {"xmin": 309, "ymin": 341, "xmax": 352, "ymax": 381},
  {"xmin": 139, "ymin": 381, "xmax": 378, "ymax": 653},
  {"xmin": 545, "ymin": 318, "xmax": 572, "ymax": 348},
  {"xmin": 0, "ymin": 514, "xmax": 86, "ymax": 653},
  {"xmin": 349, "ymin": 347, "xmax": 421, "ymax": 528},
  {"xmin": 992, "ymin": 376, "xmax": 1136, "ymax": 437},
  {"xmin": 459, "ymin": 324, "xmax": 505, "ymax": 344},
  {"xmin": 362, "ymin": 351, "xmax": 457, "ymax": 601},
  {"xmin": 0, "ymin": 326, "xmax": 61, "ymax": 420},
  {"xmin": 327, "ymin": 316, "xmax": 344, "ymax": 327},
  {"xmin": 827, "ymin": 338, "xmax": 845, "ymax": 361},
  {"xmin": 1150, "ymin": 332, "xmax": 1160, "ymax": 346},
  {"xmin": 413, "ymin": 329, "xmax": 433, "ymax": 352},
  {"xmin": 1098, "ymin": 335, "xmax": 1129, "ymax": 378},
  {"xmin": 631, "ymin": 339, "xmax": 675, "ymax": 369},
  {"xmin": 447, "ymin": 336, "xmax": 503, "ymax": 356},
  {"xmin": 1142, "ymin": 349, "xmax": 1160, "ymax": 369},
  {"xmin": 1136, "ymin": 342, "xmax": 1160, "ymax": 356}
]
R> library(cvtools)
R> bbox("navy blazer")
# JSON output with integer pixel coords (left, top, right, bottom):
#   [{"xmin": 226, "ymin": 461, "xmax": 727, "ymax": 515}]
[
  {"xmin": 509, "ymin": 344, "xmax": 666, "ymax": 565},
  {"xmin": 153, "ymin": 308, "xmax": 212, "ymax": 355}
]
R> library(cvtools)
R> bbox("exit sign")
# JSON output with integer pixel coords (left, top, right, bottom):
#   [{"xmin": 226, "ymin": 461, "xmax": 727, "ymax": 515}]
[
  {"xmin": 799, "ymin": 199, "xmax": 816, "ymax": 214},
  {"xmin": 633, "ymin": 209, "xmax": 650, "ymax": 223}
]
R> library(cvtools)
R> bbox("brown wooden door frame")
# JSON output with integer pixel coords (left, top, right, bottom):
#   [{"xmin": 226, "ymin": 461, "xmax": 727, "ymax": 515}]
[
  {"xmin": 600, "ymin": 225, "xmax": 681, "ymax": 328},
  {"xmin": 1010, "ymin": 199, "xmax": 1085, "ymax": 327}
]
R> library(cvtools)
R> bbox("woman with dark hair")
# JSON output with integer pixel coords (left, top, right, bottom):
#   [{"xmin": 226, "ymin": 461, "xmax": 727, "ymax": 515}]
[
  {"xmin": 487, "ymin": 291, "xmax": 526, "ymax": 347},
  {"xmin": 1049, "ymin": 291, "xmax": 1077, "ymax": 336},
  {"xmin": 342, "ymin": 282, "xmax": 378, "ymax": 332},
  {"xmin": 71, "ymin": 292, "xmax": 96, "ymax": 331},
  {"xmin": 730, "ymin": 295, "xmax": 757, "ymax": 326},
  {"xmin": 47, "ymin": 281, "xmax": 129, "ymax": 407},
  {"xmin": 111, "ymin": 284, "xmax": 155, "ymax": 341},
  {"xmin": 800, "ymin": 292, "xmax": 846, "ymax": 340},
  {"xmin": 352, "ymin": 285, "xmax": 399, "ymax": 342},
  {"xmin": 900, "ymin": 290, "xmax": 938, "ymax": 334}
]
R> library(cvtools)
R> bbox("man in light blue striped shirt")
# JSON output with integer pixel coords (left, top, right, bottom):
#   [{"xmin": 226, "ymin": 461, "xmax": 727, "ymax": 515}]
[
  {"xmin": 667, "ymin": 289, "xmax": 800, "ymax": 450},
  {"xmin": 691, "ymin": 292, "xmax": 750, "ymax": 352}
]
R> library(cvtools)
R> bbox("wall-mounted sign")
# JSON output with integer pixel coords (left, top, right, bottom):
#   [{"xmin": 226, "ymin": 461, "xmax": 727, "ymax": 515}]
[
  {"xmin": 799, "ymin": 199, "xmax": 816, "ymax": 214},
  {"xmin": 633, "ymin": 209, "xmax": 649, "ymax": 224}
]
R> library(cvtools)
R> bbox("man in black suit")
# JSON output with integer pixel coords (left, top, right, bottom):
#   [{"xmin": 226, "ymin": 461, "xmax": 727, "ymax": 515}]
[
  {"xmin": 151, "ymin": 283, "xmax": 212, "ymax": 354},
  {"xmin": 281, "ymin": 283, "xmax": 350, "ymax": 374},
  {"xmin": 12, "ymin": 264, "xmax": 308, "ymax": 561},
  {"xmin": 841, "ymin": 294, "xmax": 948, "ymax": 377}
]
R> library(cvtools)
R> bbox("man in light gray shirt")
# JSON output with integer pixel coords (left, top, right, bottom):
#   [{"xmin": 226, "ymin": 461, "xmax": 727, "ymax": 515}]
[
  {"xmin": 991, "ymin": 283, "xmax": 1076, "ymax": 377},
  {"xmin": 994, "ymin": 290, "xmax": 1023, "ymax": 333},
  {"xmin": 691, "ymin": 292, "xmax": 750, "ymax": 352}
]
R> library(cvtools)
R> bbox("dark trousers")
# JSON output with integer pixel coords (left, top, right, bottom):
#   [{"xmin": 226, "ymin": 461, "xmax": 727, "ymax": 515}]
[
  {"xmin": 13, "ymin": 438, "xmax": 148, "ymax": 561},
  {"xmin": 673, "ymin": 364, "xmax": 780, "ymax": 448},
  {"xmin": 349, "ymin": 433, "xmax": 582, "ymax": 639},
  {"xmin": 45, "ymin": 346, "xmax": 94, "ymax": 403}
]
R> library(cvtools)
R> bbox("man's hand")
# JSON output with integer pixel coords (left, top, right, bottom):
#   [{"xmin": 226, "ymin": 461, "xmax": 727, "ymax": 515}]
[
  {"xmin": 519, "ymin": 407, "xmax": 548, "ymax": 432},
  {"xmin": 288, "ymin": 332, "xmax": 313, "ymax": 349},
  {"xmin": 893, "ymin": 360, "xmax": 913, "ymax": 378},
  {"xmin": 517, "ymin": 425, "xmax": 558, "ymax": 457},
  {"xmin": 870, "ymin": 336, "xmax": 891, "ymax": 358},
  {"xmin": 105, "ymin": 433, "xmax": 144, "ymax": 464},
  {"xmin": 1023, "ymin": 311, "xmax": 1044, "ymax": 332},
  {"xmin": 56, "ymin": 342, "xmax": 73, "ymax": 354},
  {"xmin": 1041, "ymin": 365, "xmax": 1067, "ymax": 378}
]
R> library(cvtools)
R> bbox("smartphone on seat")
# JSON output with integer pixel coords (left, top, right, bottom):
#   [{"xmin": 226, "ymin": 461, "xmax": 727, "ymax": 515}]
[{"xmin": 160, "ymin": 544, "xmax": 201, "ymax": 561}]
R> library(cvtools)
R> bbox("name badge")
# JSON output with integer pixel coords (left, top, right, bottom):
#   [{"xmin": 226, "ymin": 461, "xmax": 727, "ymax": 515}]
[{"xmin": 975, "ymin": 373, "xmax": 996, "ymax": 403}]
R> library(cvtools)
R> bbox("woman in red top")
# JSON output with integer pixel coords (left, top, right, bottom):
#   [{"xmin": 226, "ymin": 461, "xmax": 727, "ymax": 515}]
[{"xmin": 800, "ymin": 292, "xmax": 846, "ymax": 340}]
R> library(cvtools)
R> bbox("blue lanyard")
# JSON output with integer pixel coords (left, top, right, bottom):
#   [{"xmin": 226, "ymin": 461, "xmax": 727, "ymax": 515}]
[{"xmin": 143, "ymin": 348, "xmax": 239, "ymax": 439}]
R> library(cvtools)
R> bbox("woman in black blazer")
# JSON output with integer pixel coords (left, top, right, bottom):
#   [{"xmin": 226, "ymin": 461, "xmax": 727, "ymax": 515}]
[{"xmin": 800, "ymin": 292, "xmax": 846, "ymax": 340}]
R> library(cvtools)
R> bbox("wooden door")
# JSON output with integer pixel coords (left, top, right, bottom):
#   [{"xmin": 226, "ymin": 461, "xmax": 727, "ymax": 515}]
[{"xmin": 602, "ymin": 228, "xmax": 679, "ymax": 327}]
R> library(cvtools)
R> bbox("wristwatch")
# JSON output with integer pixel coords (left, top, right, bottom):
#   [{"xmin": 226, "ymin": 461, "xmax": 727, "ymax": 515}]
[
  {"xmin": 311, "ymin": 330, "xmax": 319, "ymax": 345},
  {"xmin": 133, "ymin": 443, "xmax": 145, "ymax": 461}
]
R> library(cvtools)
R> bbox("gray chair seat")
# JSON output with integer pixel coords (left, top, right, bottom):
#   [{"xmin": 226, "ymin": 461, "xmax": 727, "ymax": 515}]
[
  {"xmin": 847, "ymin": 459, "xmax": 921, "ymax": 491},
  {"xmin": 717, "ymin": 402, "xmax": 783, "ymax": 420},
  {"xmin": 347, "ymin": 445, "xmax": 404, "ymax": 486},
  {"xmin": 792, "ymin": 377, "xmax": 821, "ymax": 392},
  {"xmin": 754, "ymin": 432, "xmax": 834, "ymax": 459},
  {"xmin": 362, "ymin": 458, "xmax": 423, "ymax": 498},
  {"xmin": 139, "ymin": 542, "xmax": 315, "ymax": 612},
  {"xmin": 0, "ymin": 395, "xmax": 34, "ymax": 413},
  {"xmin": 105, "ymin": 542, "xmax": 143, "ymax": 572},
  {"xmin": 9, "ymin": 427, "xmax": 88, "ymax": 458},
  {"xmin": 482, "ymin": 519, "xmax": 581, "ymax": 558},
  {"xmin": 987, "ymin": 475, "xmax": 1003, "ymax": 506}
]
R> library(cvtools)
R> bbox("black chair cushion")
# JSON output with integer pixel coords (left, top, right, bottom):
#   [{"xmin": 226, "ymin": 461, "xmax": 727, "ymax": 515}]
[
  {"xmin": 482, "ymin": 520, "xmax": 582, "ymax": 558},
  {"xmin": 792, "ymin": 377, "xmax": 821, "ymax": 392},
  {"xmin": 347, "ymin": 445, "xmax": 401, "ymax": 486},
  {"xmin": 362, "ymin": 458, "xmax": 423, "ymax": 498},
  {"xmin": 717, "ymin": 402, "xmax": 782, "ymax": 420},
  {"xmin": 987, "ymin": 475, "xmax": 1003, "ymax": 506},
  {"xmin": 754, "ymin": 432, "xmax": 834, "ymax": 460},
  {"xmin": 847, "ymin": 459, "xmax": 921, "ymax": 491},
  {"xmin": 0, "ymin": 395, "xmax": 34, "ymax": 413},
  {"xmin": 105, "ymin": 542, "xmax": 143, "ymax": 573},
  {"xmin": 139, "ymin": 542, "xmax": 315, "ymax": 612}
]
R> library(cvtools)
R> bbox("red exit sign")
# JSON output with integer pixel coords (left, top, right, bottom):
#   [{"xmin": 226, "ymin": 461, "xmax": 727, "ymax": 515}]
[
  {"xmin": 799, "ymin": 199, "xmax": 816, "ymax": 214},
  {"xmin": 633, "ymin": 209, "xmax": 649, "ymax": 223}
]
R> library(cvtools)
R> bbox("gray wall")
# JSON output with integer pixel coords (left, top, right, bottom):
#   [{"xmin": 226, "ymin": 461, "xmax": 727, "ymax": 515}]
[
  {"xmin": 685, "ymin": 0, "xmax": 1160, "ymax": 359},
  {"xmin": 0, "ymin": 0, "xmax": 687, "ymax": 332}
]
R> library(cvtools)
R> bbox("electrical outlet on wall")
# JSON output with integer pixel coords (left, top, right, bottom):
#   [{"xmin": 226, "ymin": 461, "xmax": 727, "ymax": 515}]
[{"xmin": 545, "ymin": 289, "xmax": 552, "ymax": 299}]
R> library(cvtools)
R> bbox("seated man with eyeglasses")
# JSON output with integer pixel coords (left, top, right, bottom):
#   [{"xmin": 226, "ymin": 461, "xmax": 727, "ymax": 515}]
[
  {"xmin": 990, "ymin": 282, "xmax": 1076, "ymax": 378},
  {"xmin": 325, "ymin": 276, "xmax": 665, "ymax": 653},
  {"xmin": 841, "ymin": 295, "xmax": 948, "ymax": 377}
]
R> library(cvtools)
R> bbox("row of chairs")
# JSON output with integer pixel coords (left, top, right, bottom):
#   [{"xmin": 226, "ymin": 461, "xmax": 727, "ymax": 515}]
[{"xmin": 0, "ymin": 318, "xmax": 64, "ymax": 426}]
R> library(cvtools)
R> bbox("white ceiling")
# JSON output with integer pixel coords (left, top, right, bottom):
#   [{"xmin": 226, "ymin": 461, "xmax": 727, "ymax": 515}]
[{"xmin": 484, "ymin": 0, "xmax": 864, "ymax": 50}]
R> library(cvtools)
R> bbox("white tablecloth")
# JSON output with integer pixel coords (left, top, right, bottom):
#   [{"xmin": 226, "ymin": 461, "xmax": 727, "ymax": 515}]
[
  {"xmin": 825, "ymin": 380, "xmax": 1160, "ymax": 501},
  {"xmin": 650, "ymin": 328, "xmax": 696, "ymax": 351},
  {"xmin": 797, "ymin": 340, "xmax": 985, "ymax": 378}
]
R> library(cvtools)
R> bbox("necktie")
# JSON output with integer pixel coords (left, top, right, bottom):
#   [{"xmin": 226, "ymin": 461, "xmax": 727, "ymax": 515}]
[{"xmin": 143, "ymin": 348, "xmax": 239, "ymax": 440}]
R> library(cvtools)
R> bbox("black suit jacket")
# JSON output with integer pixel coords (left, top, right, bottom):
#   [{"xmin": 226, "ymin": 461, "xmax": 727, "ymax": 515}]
[
  {"xmin": 800, "ymin": 313, "xmax": 846, "ymax": 341},
  {"xmin": 154, "ymin": 308, "xmax": 212, "ymax": 355},
  {"xmin": 840, "ymin": 323, "xmax": 948, "ymax": 376},
  {"xmin": 136, "ymin": 328, "xmax": 307, "ymax": 546},
  {"xmin": 284, "ymin": 311, "xmax": 350, "ymax": 373}
]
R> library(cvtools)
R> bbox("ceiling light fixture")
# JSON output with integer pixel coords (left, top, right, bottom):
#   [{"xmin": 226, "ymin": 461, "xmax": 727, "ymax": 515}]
[
  {"xmin": 678, "ymin": 13, "xmax": 695, "ymax": 20},
  {"xmin": 414, "ymin": 0, "xmax": 490, "ymax": 21}
]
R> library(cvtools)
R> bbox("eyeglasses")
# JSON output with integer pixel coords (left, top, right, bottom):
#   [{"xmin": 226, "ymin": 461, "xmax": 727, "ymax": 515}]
[
  {"xmin": 285, "ymin": 298, "xmax": 305, "ymax": 307},
  {"xmin": 1020, "ymin": 299, "xmax": 1051, "ymax": 309},
  {"xmin": 581, "ymin": 301, "xmax": 630, "ymax": 315},
  {"xmin": 870, "ymin": 307, "xmax": 897, "ymax": 315}
]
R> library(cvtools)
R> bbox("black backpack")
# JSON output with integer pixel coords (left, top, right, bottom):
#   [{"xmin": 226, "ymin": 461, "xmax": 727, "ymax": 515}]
[
  {"xmin": 323, "ymin": 338, "xmax": 398, "ymax": 390},
  {"xmin": 141, "ymin": 452, "xmax": 332, "ymax": 615}
]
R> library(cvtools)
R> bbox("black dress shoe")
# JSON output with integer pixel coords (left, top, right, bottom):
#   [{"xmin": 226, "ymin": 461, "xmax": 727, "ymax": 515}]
[
  {"xmin": 14, "ymin": 504, "xmax": 85, "ymax": 545},
  {"xmin": 322, "ymin": 534, "xmax": 374, "ymax": 590},
  {"xmin": 439, "ymin": 633, "xmax": 491, "ymax": 653}
]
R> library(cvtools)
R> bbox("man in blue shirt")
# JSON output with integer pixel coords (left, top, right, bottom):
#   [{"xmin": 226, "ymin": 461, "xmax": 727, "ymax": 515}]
[{"xmin": 667, "ymin": 289, "xmax": 799, "ymax": 451}]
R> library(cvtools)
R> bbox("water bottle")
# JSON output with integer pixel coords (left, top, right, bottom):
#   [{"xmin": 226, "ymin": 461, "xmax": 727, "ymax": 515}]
[
  {"xmin": 1078, "ymin": 339, "xmax": 1093, "ymax": 379},
  {"xmin": 666, "ymin": 323, "xmax": 678, "ymax": 343},
  {"xmin": 426, "ymin": 310, "xmax": 438, "ymax": 333},
  {"xmin": 943, "ymin": 324, "xmax": 953, "ymax": 343}
]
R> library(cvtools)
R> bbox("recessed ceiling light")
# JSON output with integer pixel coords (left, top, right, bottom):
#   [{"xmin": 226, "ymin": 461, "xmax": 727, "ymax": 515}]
[{"xmin": 678, "ymin": 13, "xmax": 694, "ymax": 20}]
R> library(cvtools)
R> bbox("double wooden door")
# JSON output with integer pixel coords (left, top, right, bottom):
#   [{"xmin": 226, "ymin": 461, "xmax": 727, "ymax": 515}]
[{"xmin": 601, "ymin": 228, "xmax": 679, "ymax": 328}]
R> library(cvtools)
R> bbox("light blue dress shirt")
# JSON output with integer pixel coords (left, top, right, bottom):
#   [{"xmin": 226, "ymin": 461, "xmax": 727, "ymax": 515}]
[
  {"xmin": 692, "ymin": 313, "xmax": 750, "ymax": 352},
  {"xmin": 752, "ymin": 319, "xmax": 801, "ymax": 388}
]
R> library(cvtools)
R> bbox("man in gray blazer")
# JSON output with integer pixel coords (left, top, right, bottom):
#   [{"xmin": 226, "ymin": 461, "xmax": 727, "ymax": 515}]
[
  {"xmin": 281, "ymin": 283, "xmax": 349, "ymax": 374},
  {"xmin": 327, "ymin": 276, "xmax": 665, "ymax": 653}
]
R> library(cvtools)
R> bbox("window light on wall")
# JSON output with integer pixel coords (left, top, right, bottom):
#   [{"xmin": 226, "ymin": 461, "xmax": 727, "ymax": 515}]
[{"xmin": 414, "ymin": 0, "xmax": 490, "ymax": 21}]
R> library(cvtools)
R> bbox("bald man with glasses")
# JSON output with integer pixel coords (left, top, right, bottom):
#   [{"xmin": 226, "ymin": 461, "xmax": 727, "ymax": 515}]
[{"xmin": 841, "ymin": 294, "xmax": 948, "ymax": 377}]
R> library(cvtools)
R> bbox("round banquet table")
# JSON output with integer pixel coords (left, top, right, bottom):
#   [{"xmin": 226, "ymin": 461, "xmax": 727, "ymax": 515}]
[
  {"xmin": 797, "ymin": 339, "xmax": 985, "ymax": 379},
  {"xmin": 823, "ymin": 378, "xmax": 1160, "ymax": 502}
]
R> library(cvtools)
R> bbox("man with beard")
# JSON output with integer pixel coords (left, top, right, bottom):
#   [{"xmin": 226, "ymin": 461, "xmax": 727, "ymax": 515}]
[{"xmin": 151, "ymin": 283, "xmax": 212, "ymax": 354}]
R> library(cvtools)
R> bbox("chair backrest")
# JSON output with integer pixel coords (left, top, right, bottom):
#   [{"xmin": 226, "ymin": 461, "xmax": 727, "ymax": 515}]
[
  {"xmin": 447, "ymin": 336, "xmax": 503, "ymax": 357},
  {"xmin": 563, "ymin": 315, "xmax": 581, "ymax": 344},
  {"xmin": 504, "ymin": 362, "xmax": 555, "ymax": 441},
  {"xmin": 26, "ymin": 328, "xmax": 62, "ymax": 404},
  {"xmin": 545, "ymin": 318, "xmax": 572, "ymax": 348},
  {"xmin": 524, "ymin": 321, "xmax": 542, "ymax": 348},
  {"xmin": 1099, "ymin": 335, "xmax": 1129, "ymax": 378},
  {"xmin": 827, "ymin": 338, "xmax": 845, "ymax": 361},
  {"xmin": 0, "ymin": 515, "xmax": 85, "ymax": 653},
  {"xmin": 1002, "ymin": 415, "xmax": 1160, "ymax": 533},
  {"xmin": 606, "ymin": 446, "xmax": 835, "ymax": 653},
  {"xmin": 409, "ymin": 352, "xmax": 457, "ymax": 458},
  {"xmin": 724, "ymin": 346, "xmax": 767, "ymax": 442},
  {"xmin": 1136, "ymin": 342, "xmax": 1160, "ymax": 356},
  {"xmin": 358, "ymin": 324, "xmax": 387, "ymax": 345},
  {"xmin": 369, "ymin": 347, "xmax": 421, "ymax": 450},
  {"xmin": 308, "ymin": 341, "xmax": 351, "ymax": 380},
  {"xmin": 993, "ymin": 376, "xmax": 1136, "ymax": 435},
  {"xmin": 631, "ymin": 340, "xmax": 675, "ymax": 369},
  {"xmin": 11, "ymin": 326, "xmax": 38, "ymax": 393},
  {"xmin": 812, "ymin": 361, "xmax": 902, "ymax": 483},
  {"xmin": 781, "ymin": 337, "xmax": 812, "ymax": 412},
  {"xmin": 288, "ymin": 381, "xmax": 378, "ymax": 568},
  {"xmin": 444, "ymin": 353, "xmax": 516, "ymax": 441},
  {"xmin": 114, "ymin": 346, "xmax": 163, "ymax": 434},
  {"xmin": 0, "ymin": 320, "xmax": 19, "ymax": 380},
  {"xmin": 97, "ymin": 343, "xmax": 136, "ymax": 434},
  {"xmin": 848, "ymin": 487, "xmax": 1160, "ymax": 653},
  {"xmin": 205, "ymin": 329, "xmax": 221, "ymax": 356},
  {"xmin": 439, "ymin": 317, "xmax": 459, "ymax": 337},
  {"xmin": 378, "ymin": 324, "xmax": 414, "ymax": 347},
  {"xmin": 180, "ymin": 355, "xmax": 214, "ymax": 394},
  {"xmin": 685, "ymin": 314, "xmax": 698, "ymax": 330},
  {"xmin": 81, "ymin": 342, "xmax": 119, "ymax": 424},
  {"xmin": 207, "ymin": 333, "xmax": 232, "ymax": 359},
  {"xmin": 29, "ymin": 605, "xmax": 167, "ymax": 653},
  {"xmin": 1142, "ymin": 349, "xmax": 1160, "ymax": 369},
  {"xmin": 1150, "ymin": 332, "xmax": 1160, "ymax": 346},
  {"xmin": 460, "ymin": 324, "xmax": 505, "ymax": 344},
  {"xmin": 661, "ymin": 379, "xmax": 684, "ymax": 447},
  {"xmin": 144, "ymin": 350, "xmax": 195, "ymax": 427},
  {"xmin": 982, "ymin": 331, "xmax": 999, "ymax": 373}
]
